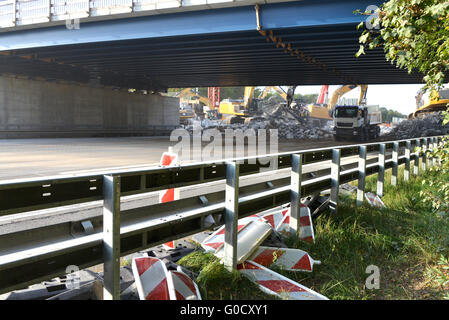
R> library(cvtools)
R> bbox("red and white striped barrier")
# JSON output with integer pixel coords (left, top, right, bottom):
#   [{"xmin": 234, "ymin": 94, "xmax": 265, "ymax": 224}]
[
  {"xmin": 169, "ymin": 269, "xmax": 202, "ymax": 300},
  {"xmin": 263, "ymin": 208, "xmax": 289, "ymax": 232},
  {"xmin": 248, "ymin": 246, "xmax": 321, "ymax": 272},
  {"xmin": 215, "ymin": 220, "xmax": 273, "ymax": 264},
  {"xmin": 277, "ymin": 206, "xmax": 315, "ymax": 243},
  {"xmin": 365, "ymin": 192, "xmax": 386, "ymax": 208},
  {"xmin": 237, "ymin": 260, "xmax": 328, "ymax": 300},
  {"xmin": 201, "ymin": 207, "xmax": 290, "ymax": 252},
  {"xmin": 132, "ymin": 257, "xmax": 173, "ymax": 300},
  {"xmin": 201, "ymin": 214, "xmax": 264, "ymax": 252},
  {"xmin": 160, "ymin": 147, "xmax": 181, "ymax": 250},
  {"xmin": 132, "ymin": 257, "xmax": 202, "ymax": 300}
]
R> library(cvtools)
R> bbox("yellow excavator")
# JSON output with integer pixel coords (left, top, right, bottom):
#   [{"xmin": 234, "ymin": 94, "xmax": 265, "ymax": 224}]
[
  {"xmin": 306, "ymin": 84, "xmax": 368, "ymax": 125},
  {"xmin": 259, "ymin": 86, "xmax": 288, "ymax": 100},
  {"xmin": 217, "ymin": 86, "xmax": 259, "ymax": 124},
  {"xmin": 176, "ymin": 88, "xmax": 214, "ymax": 123},
  {"xmin": 409, "ymin": 88, "xmax": 449, "ymax": 119}
]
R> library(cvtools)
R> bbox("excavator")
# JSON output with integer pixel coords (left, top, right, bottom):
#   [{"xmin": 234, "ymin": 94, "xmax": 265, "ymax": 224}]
[
  {"xmin": 176, "ymin": 88, "xmax": 214, "ymax": 123},
  {"xmin": 409, "ymin": 88, "xmax": 449, "ymax": 119},
  {"xmin": 259, "ymin": 86, "xmax": 288, "ymax": 100},
  {"xmin": 306, "ymin": 84, "xmax": 369, "ymax": 126},
  {"xmin": 216, "ymin": 86, "xmax": 260, "ymax": 124}
]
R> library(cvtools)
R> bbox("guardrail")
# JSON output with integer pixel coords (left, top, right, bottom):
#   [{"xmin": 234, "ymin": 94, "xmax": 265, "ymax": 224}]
[
  {"xmin": 0, "ymin": 135, "xmax": 445, "ymax": 297},
  {"xmin": 0, "ymin": 0, "xmax": 262, "ymax": 30}
]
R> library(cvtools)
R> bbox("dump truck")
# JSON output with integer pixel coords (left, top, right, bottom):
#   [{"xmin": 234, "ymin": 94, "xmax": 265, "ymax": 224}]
[{"xmin": 333, "ymin": 105, "xmax": 381, "ymax": 141}]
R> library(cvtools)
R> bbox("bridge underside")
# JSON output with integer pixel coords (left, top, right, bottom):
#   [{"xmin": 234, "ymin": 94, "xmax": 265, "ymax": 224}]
[{"xmin": 0, "ymin": 1, "xmax": 429, "ymax": 90}]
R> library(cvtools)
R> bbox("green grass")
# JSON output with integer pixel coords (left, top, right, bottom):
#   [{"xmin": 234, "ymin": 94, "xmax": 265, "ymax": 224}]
[{"xmin": 179, "ymin": 164, "xmax": 449, "ymax": 300}]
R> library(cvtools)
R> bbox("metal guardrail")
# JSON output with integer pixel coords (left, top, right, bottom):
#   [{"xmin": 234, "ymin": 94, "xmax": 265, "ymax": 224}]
[
  {"xmin": 0, "ymin": 135, "xmax": 445, "ymax": 297},
  {"xmin": 0, "ymin": 0, "xmax": 263, "ymax": 29}
]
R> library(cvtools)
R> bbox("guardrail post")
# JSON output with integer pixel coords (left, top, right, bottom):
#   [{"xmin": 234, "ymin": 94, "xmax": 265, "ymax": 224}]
[
  {"xmin": 404, "ymin": 140, "xmax": 411, "ymax": 182},
  {"xmin": 414, "ymin": 139, "xmax": 420, "ymax": 176},
  {"xmin": 290, "ymin": 154, "xmax": 302, "ymax": 235},
  {"xmin": 422, "ymin": 138, "xmax": 428, "ymax": 171},
  {"xmin": 224, "ymin": 161, "xmax": 239, "ymax": 271},
  {"xmin": 391, "ymin": 142, "xmax": 399, "ymax": 186},
  {"xmin": 377, "ymin": 143, "xmax": 385, "ymax": 197},
  {"xmin": 432, "ymin": 137, "xmax": 437, "ymax": 167},
  {"xmin": 329, "ymin": 149, "xmax": 340, "ymax": 214},
  {"xmin": 357, "ymin": 146, "xmax": 367, "ymax": 207},
  {"xmin": 103, "ymin": 175, "xmax": 121, "ymax": 300}
]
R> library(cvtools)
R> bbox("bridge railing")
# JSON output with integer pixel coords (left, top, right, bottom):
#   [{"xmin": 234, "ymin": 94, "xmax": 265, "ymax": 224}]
[
  {"xmin": 0, "ymin": 0, "xmax": 258, "ymax": 29},
  {"xmin": 0, "ymin": 135, "xmax": 445, "ymax": 297}
]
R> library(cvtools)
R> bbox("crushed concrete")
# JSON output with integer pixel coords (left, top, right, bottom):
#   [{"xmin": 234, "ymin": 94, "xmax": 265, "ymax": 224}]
[
  {"xmin": 382, "ymin": 113, "xmax": 449, "ymax": 140},
  {"xmin": 182, "ymin": 97, "xmax": 334, "ymax": 140}
]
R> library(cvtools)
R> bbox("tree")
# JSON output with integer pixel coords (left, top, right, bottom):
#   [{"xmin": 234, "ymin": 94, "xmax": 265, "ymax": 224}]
[
  {"xmin": 356, "ymin": 1, "xmax": 449, "ymax": 231},
  {"xmin": 356, "ymin": 0, "xmax": 449, "ymax": 93},
  {"xmin": 379, "ymin": 107, "xmax": 407, "ymax": 123}
]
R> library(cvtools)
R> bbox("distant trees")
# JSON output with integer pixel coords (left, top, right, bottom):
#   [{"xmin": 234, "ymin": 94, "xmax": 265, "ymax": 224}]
[{"xmin": 379, "ymin": 107, "xmax": 406, "ymax": 123}]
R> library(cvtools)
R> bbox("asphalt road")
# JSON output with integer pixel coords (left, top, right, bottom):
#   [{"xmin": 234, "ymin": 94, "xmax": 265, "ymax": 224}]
[{"xmin": 0, "ymin": 136, "xmax": 356, "ymax": 180}]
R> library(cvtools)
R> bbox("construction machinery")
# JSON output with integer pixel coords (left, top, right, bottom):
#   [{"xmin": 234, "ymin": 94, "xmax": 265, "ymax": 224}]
[
  {"xmin": 409, "ymin": 88, "xmax": 449, "ymax": 119},
  {"xmin": 333, "ymin": 105, "xmax": 381, "ymax": 142},
  {"xmin": 176, "ymin": 88, "xmax": 214, "ymax": 124},
  {"xmin": 332, "ymin": 84, "xmax": 382, "ymax": 141},
  {"xmin": 259, "ymin": 86, "xmax": 288, "ymax": 100},
  {"xmin": 216, "ymin": 86, "xmax": 260, "ymax": 124},
  {"xmin": 306, "ymin": 84, "xmax": 369, "ymax": 126}
]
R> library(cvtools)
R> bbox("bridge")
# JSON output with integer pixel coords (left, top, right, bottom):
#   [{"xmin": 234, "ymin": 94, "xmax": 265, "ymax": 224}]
[{"xmin": 0, "ymin": 0, "xmax": 423, "ymax": 91}]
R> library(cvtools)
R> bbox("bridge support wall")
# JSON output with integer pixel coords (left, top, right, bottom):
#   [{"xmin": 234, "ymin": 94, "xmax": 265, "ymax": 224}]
[{"xmin": 0, "ymin": 76, "xmax": 179, "ymax": 138}]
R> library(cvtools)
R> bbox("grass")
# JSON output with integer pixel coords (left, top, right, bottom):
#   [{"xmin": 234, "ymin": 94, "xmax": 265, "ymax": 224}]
[{"xmin": 178, "ymin": 163, "xmax": 449, "ymax": 300}]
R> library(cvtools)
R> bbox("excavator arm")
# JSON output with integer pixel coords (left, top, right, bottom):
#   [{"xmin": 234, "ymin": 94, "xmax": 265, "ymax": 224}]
[
  {"xmin": 176, "ymin": 88, "xmax": 213, "ymax": 109},
  {"xmin": 259, "ymin": 86, "xmax": 288, "ymax": 100}
]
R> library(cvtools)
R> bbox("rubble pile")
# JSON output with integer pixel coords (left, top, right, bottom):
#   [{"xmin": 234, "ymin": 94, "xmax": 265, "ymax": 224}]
[
  {"xmin": 383, "ymin": 113, "xmax": 449, "ymax": 139},
  {"xmin": 182, "ymin": 97, "xmax": 334, "ymax": 140}
]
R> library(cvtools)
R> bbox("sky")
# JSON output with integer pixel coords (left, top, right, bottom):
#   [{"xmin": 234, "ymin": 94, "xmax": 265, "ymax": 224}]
[{"xmin": 292, "ymin": 84, "xmax": 428, "ymax": 116}]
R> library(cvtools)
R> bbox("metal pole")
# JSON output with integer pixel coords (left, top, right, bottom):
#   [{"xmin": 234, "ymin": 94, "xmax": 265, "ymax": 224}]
[
  {"xmin": 414, "ymin": 139, "xmax": 420, "ymax": 176},
  {"xmin": 432, "ymin": 137, "xmax": 437, "ymax": 167},
  {"xmin": 357, "ymin": 146, "xmax": 367, "ymax": 207},
  {"xmin": 404, "ymin": 140, "xmax": 411, "ymax": 182},
  {"xmin": 289, "ymin": 154, "xmax": 302, "ymax": 235},
  {"xmin": 103, "ymin": 175, "xmax": 121, "ymax": 300},
  {"xmin": 377, "ymin": 144, "xmax": 385, "ymax": 197},
  {"xmin": 422, "ymin": 138, "xmax": 428, "ymax": 171},
  {"xmin": 391, "ymin": 142, "xmax": 398, "ymax": 186},
  {"xmin": 224, "ymin": 161, "xmax": 239, "ymax": 272},
  {"xmin": 329, "ymin": 149, "xmax": 340, "ymax": 214}
]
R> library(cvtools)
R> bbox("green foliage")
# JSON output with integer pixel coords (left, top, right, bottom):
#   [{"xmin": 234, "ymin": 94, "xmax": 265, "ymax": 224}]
[
  {"xmin": 426, "ymin": 255, "xmax": 449, "ymax": 299},
  {"xmin": 419, "ymin": 136, "xmax": 449, "ymax": 212},
  {"xmin": 294, "ymin": 93, "xmax": 318, "ymax": 104},
  {"xmin": 356, "ymin": 0, "xmax": 449, "ymax": 93},
  {"xmin": 379, "ymin": 107, "xmax": 407, "ymax": 123}
]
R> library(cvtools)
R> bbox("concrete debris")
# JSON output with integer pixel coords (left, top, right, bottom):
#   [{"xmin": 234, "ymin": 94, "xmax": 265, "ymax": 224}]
[
  {"xmin": 382, "ymin": 113, "xmax": 449, "ymax": 139},
  {"xmin": 182, "ymin": 98, "xmax": 334, "ymax": 140}
]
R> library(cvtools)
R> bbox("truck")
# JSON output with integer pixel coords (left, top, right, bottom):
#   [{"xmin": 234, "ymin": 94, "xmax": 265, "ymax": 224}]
[{"xmin": 332, "ymin": 104, "xmax": 381, "ymax": 141}]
